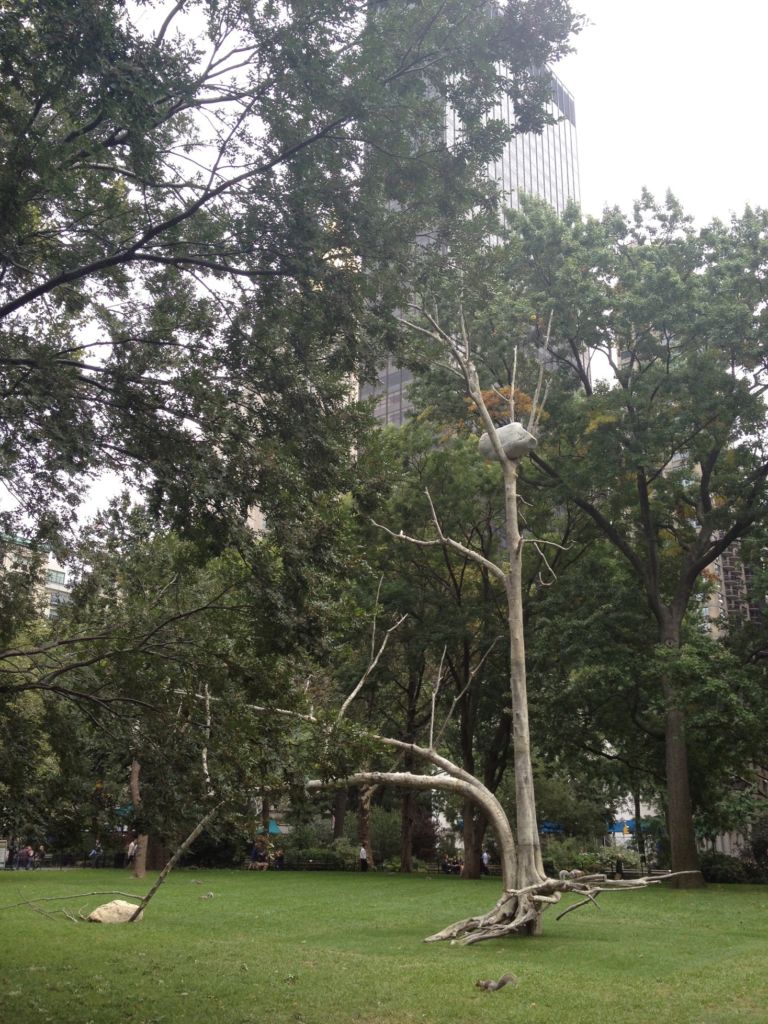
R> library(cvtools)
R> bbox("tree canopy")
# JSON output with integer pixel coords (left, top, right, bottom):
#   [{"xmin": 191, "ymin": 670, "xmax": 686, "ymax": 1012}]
[
  {"xmin": 395, "ymin": 192, "xmax": 768, "ymax": 883},
  {"xmin": 0, "ymin": 0, "xmax": 580, "ymax": 541}
]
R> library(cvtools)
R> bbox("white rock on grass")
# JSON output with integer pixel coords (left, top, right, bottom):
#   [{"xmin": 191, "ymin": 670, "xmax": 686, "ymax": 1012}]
[{"xmin": 87, "ymin": 899, "xmax": 143, "ymax": 923}]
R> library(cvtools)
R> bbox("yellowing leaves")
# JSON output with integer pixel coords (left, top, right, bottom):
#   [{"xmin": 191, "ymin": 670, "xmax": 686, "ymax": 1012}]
[
  {"xmin": 585, "ymin": 411, "xmax": 619, "ymax": 434},
  {"xmin": 465, "ymin": 386, "xmax": 545, "ymax": 426}
]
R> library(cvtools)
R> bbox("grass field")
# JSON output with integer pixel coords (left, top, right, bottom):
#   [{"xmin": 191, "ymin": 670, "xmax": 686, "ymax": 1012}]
[{"xmin": 1, "ymin": 868, "xmax": 766, "ymax": 1024}]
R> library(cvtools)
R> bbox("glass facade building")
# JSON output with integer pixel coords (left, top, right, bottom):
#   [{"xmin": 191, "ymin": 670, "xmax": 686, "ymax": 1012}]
[
  {"xmin": 486, "ymin": 72, "xmax": 579, "ymax": 215},
  {"xmin": 362, "ymin": 71, "xmax": 580, "ymax": 425}
]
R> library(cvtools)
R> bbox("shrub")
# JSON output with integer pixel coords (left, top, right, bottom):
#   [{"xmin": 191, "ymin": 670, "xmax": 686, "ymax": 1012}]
[
  {"xmin": 343, "ymin": 806, "xmax": 402, "ymax": 862},
  {"xmin": 288, "ymin": 846, "xmax": 346, "ymax": 869},
  {"xmin": 541, "ymin": 837, "xmax": 640, "ymax": 875},
  {"xmin": 700, "ymin": 850, "xmax": 750, "ymax": 884},
  {"xmin": 331, "ymin": 837, "xmax": 358, "ymax": 869}
]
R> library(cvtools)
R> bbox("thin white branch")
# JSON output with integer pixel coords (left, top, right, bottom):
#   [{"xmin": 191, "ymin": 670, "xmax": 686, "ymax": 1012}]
[
  {"xmin": 532, "ymin": 380, "xmax": 551, "ymax": 437},
  {"xmin": 434, "ymin": 637, "xmax": 501, "ymax": 748},
  {"xmin": 336, "ymin": 614, "xmax": 408, "ymax": 724},
  {"xmin": 175, "ymin": 689, "xmax": 317, "ymax": 723},
  {"xmin": 459, "ymin": 301, "xmax": 471, "ymax": 363},
  {"xmin": 393, "ymin": 314, "xmax": 442, "ymax": 344},
  {"xmin": 426, "ymin": 489, "xmax": 509, "ymax": 582},
  {"xmin": 510, "ymin": 345, "xmax": 518, "ymax": 421},
  {"xmin": 201, "ymin": 684, "xmax": 215, "ymax": 798},
  {"xmin": 527, "ymin": 311, "xmax": 552, "ymax": 435},
  {"xmin": 370, "ymin": 576, "xmax": 384, "ymax": 663},
  {"xmin": 488, "ymin": 383, "xmax": 506, "ymax": 407},
  {"xmin": 522, "ymin": 537, "xmax": 572, "ymax": 551},
  {"xmin": 429, "ymin": 646, "xmax": 448, "ymax": 750}
]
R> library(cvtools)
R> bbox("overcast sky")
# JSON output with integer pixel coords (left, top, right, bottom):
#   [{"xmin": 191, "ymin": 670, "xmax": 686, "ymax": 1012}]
[{"xmin": 555, "ymin": 0, "xmax": 768, "ymax": 223}]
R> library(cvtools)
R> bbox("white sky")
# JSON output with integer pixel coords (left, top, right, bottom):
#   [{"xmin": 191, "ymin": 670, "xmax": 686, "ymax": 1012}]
[{"xmin": 556, "ymin": 0, "xmax": 768, "ymax": 223}]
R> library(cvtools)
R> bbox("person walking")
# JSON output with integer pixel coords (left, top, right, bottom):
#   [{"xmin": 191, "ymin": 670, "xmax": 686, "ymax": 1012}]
[
  {"xmin": 359, "ymin": 844, "xmax": 368, "ymax": 872},
  {"xmin": 481, "ymin": 849, "xmax": 490, "ymax": 875}
]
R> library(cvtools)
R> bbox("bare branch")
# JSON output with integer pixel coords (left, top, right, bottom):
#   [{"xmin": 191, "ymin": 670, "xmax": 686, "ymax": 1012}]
[
  {"xmin": 434, "ymin": 637, "xmax": 501, "ymax": 748},
  {"xmin": 201, "ymin": 684, "xmax": 215, "ymax": 799},
  {"xmin": 336, "ymin": 613, "xmax": 408, "ymax": 723},
  {"xmin": 527, "ymin": 311, "xmax": 552, "ymax": 435},
  {"xmin": 0, "ymin": 891, "xmax": 143, "ymax": 911},
  {"xmin": 428, "ymin": 645, "xmax": 448, "ymax": 750},
  {"xmin": 370, "ymin": 576, "xmax": 384, "ymax": 663},
  {"xmin": 510, "ymin": 345, "xmax": 518, "ymax": 420}
]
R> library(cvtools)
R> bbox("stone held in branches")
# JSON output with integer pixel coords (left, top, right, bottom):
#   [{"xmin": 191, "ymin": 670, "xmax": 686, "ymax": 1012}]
[{"xmin": 478, "ymin": 422, "xmax": 538, "ymax": 462}]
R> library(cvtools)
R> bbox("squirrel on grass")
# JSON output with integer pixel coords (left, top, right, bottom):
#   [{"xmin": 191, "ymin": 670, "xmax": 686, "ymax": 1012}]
[{"xmin": 475, "ymin": 973, "xmax": 518, "ymax": 991}]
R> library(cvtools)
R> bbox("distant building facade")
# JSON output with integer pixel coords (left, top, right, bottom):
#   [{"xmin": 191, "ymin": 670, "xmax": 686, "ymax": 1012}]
[
  {"xmin": 1, "ymin": 536, "xmax": 70, "ymax": 618},
  {"xmin": 481, "ymin": 70, "xmax": 579, "ymax": 215},
  {"xmin": 361, "ymin": 70, "xmax": 580, "ymax": 425},
  {"xmin": 702, "ymin": 539, "xmax": 762, "ymax": 638}
]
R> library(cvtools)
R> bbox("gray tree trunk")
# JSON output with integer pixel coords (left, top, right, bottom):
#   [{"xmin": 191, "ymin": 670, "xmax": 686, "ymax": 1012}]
[
  {"xmin": 357, "ymin": 785, "xmax": 377, "ymax": 869},
  {"xmin": 399, "ymin": 790, "xmax": 415, "ymax": 872},
  {"xmin": 660, "ymin": 617, "xmax": 703, "ymax": 887},
  {"xmin": 129, "ymin": 759, "xmax": 148, "ymax": 880},
  {"xmin": 332, "ymin": 789, "xmax": 348, "ymax": 840}
]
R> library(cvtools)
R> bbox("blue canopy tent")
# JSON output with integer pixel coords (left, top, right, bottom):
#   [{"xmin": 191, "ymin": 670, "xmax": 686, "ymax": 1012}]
[
  {"xmin": 539, "ymin": 820, "xmax": 564, "ymax": 835},
  {"xmin": 609, "ymin": 818, "xmax": 650, "ymax": 834},
  {"xmin": 256, "ymin": 818, "xmax": 283, "ymax": 836}
]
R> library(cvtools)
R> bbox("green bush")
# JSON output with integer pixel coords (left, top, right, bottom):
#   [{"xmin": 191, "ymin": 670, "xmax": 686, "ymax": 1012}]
[
  {"xmin": 343, "ymin": 806, "xmax": 402, "ymax": 862},
  {"xmin": 541, "ymin": 837, "xmax": 640, "ymax": 875},
  {"xmin": 330, "ymin": 837, "xmax": 358, "ymax": 869},
  {"xmin": 288, "ymin": 846, "xmax": 347, "ymax": 869},
  {"xmin": 700, "ymin": 850, "xmax": 751, "ymax": 883}
]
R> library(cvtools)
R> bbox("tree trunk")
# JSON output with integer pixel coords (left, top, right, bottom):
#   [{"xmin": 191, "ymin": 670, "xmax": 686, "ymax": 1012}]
[
  {"xmin": 660, "ymin": 620, "xmax": 703, "ymax": 887},
  {"xmin": 399, "ymin": 790, "xmax": 415, "ymax": 872},
  {"xmin": 260, "ymin": 791, "xmax": 270, "ymax": 836},
  {"xmin": 358, "ymin": 784, "xmax": 377, "ymax": 869},
  {"xmin": 460, "ymin": 802, "xmax": 483, "ymax": 879},
  {"xmin": 129, "ymin": 759, "xmax": 148, "ymax": 880},
  {"xmin": 503, "ymin": 460, "xmax": 544, "ymax": 888},
  {"xmin": 399, "ymin": 663, "xmax": 424, "ymax": 873},
  {"xmin": 633, "ymin": 789, "xmax": 648, "ymax": 874},
  {"xmin": 664, "ymin": 705, "xmax": 702, "ymax": 885},
  {"xmin": 332, "ymin": 788, "xmax": 347, "ymax": 840}
]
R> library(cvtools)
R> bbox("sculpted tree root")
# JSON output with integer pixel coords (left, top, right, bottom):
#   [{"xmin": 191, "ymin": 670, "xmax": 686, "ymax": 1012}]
[{"xmin": 425, "ymin": 872, "xmax": 697, "ymax": 945}]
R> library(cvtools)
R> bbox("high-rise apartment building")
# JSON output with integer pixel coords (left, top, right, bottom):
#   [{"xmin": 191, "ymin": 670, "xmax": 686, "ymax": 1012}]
[
  {"xmin": 360, "ymin": 70, "xmax": 579, "ymax": 425},
  {"xmin": 1, "ymin": 536, "xmax": 70, "ymax": 618}
]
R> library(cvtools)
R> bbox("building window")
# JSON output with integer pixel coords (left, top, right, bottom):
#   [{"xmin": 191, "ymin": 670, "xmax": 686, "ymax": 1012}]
[{"xmin": 46, "ymin": 569, "xmax": 66, "ymax": 586}]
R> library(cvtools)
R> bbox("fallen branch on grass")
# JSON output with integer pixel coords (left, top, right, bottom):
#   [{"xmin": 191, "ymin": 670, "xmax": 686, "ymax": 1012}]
[{"xmin": 0, "ymin": 890, "xmax": 143, "ymax": 912}]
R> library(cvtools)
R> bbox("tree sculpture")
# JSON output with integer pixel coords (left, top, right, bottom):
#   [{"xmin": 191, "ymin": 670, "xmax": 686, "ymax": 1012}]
[{"xmin": 303, "ymin": 307, "xmax": 689, "ymax": 943}]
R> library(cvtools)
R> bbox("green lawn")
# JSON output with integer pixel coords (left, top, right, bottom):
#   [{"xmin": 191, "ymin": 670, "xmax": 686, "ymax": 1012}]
[{"xmin": 1, "ymin": 869, "xmax": 766, "ymax": 1024}]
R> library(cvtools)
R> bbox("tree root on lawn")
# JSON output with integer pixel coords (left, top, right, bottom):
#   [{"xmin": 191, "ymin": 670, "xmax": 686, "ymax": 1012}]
[{"xmin": 425, "ymin": 872, "xmax": 699, "ymax": 945}]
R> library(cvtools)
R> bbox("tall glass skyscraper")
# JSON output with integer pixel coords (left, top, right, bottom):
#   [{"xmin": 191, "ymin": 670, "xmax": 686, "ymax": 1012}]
[
  {"xmin": 361, "ymin": 70, "xmax": 579, "ymax": 425},
  {"xmin": 486, "ymin": 71, "xmax": 579, "ymax": 215}
]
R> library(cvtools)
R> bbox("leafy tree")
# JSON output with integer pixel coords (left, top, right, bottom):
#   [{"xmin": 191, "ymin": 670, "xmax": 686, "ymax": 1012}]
[
  {"xmin": 530, "ymin": 532, "xmax": 768, "ymax": 844},
  {"xmin": 0, "ymin": 0, "xmax": 580, "ymax": 541},
  {"xmin": 399, "ymin": 193, "xmax": 768, "ymax": 884},
  {"xmin": 0, "ymin": 505, "xmax": 348, "ymax": 875}
]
